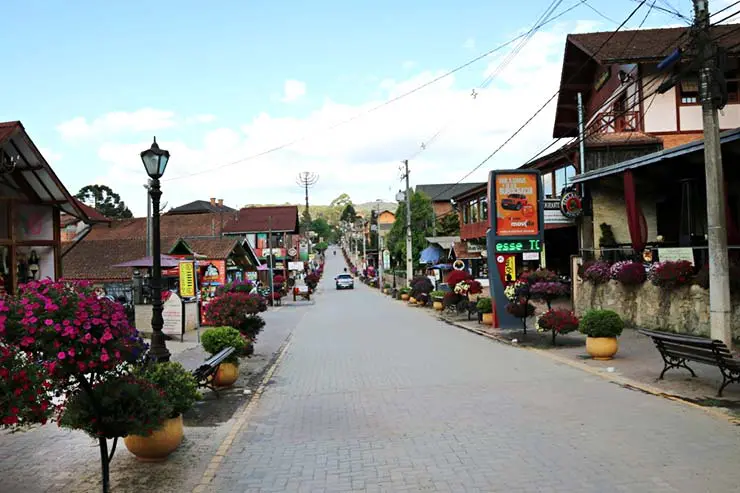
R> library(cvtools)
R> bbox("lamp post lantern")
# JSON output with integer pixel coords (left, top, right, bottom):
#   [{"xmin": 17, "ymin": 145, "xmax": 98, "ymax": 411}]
[{"xmin": 140, "ymin": 137, "xmax": 171, "ymax": 363}]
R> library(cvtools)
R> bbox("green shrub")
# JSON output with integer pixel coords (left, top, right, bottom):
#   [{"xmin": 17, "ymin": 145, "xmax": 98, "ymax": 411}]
[
  {"xmin": 579, "ymin": 309, "xmax": 624, "ymax": 338},
  {"xmin": 430, "ymin": 290, "xmax": 446, "ymax": 300},
  {"xmin": 399, "ymin": 287, "xmax": 410, "ymax": 295},
  {"xmin": 137, "ymin": 362, "xmax": 201, "ymax": 418},
  {"xmin": 201, "ymin": 326, "xmax": 245, "ymax": 365},
  {"xmin": 476, "ymin": 297, "xmax": 493, "ymax": 313}
]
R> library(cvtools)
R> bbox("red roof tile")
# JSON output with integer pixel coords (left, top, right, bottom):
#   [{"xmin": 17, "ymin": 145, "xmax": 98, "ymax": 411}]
[
  {"xmin": 0, "ymin": 121, "xmax": 21, "ymax": 144},
  {"xmin": 175, "ymin": 237, "xmax": 241, "ymax": 259},
  {"xmin": 222, "ymin": 205, "xmax": 299, "ymax": 234},
  {"xmin": 85, "ymin": 213, "xmax": 229, "ymax": 241},
  {"xmin": 62, "ymin": 238, "xmax": 147, "ymax": 281},
  {"xmin": 72, "ymin": 199, "xmax": 112, "ymax": 223}
]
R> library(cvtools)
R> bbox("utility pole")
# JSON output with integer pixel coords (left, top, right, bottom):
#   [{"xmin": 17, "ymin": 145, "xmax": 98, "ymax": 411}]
[
  {"xmin": 144, "ymin": 181, "xmax": 152, "ymax": 257},
  {"xmin": 402, "ymin": 159, "xmax": 412, "ymax": 286},
  {"xmin": 376, "ymin": 199, "xmax": 383, "ymax": 289},
  {"xmin": 576, "ymin": 92, "xmax": 594, "ymax": 257},
  {"xmin": 695, "ymin": 0, "xmax": 732, "ymax": 346},
  {"xmin": 268, "ymin": 216, "xmax": 275, "ymax": 305},
  {"xmin": 362, "ymin": 219, "xmax": 367, "ymax": 269},
  {"xmin": 296, "ymin": 172, "xmax": 319, "ymax": 258}
]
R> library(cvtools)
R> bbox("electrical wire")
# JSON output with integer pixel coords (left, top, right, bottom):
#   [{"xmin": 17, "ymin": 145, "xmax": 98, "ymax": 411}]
[
  {"xmin": 162, "ymin": 2, "xmax": 585, "ymax": 184},
  {"xmin": 422, "ymin": 0, "xmax": 649, "ymax": 204}
]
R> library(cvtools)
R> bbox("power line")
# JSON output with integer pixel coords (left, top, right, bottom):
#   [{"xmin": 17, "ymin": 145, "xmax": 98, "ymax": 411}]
[
  {"xmin": 163, "ymin": 10, "xmax": 587, "ymax": 184},
  {"xmin": 423, "ymin": 0, "xmax": 649, "ymax": 204}
]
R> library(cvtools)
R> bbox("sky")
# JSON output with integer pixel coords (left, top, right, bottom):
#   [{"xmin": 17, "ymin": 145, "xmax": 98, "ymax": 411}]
[{"xmin": 1, "ymin": 0, "xmax": 737, "ymax": 216}]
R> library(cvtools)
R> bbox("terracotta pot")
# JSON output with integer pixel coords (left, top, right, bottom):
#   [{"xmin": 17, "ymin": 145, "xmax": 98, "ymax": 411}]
[
  {"xmin": 481, "ymin": 312, "xmax": 493, "ymax": 325},
  {"xmin": 124, "ymin": 415, "xmax": 184, "ymax": 462},
  {"xmin": 586, "ymin": 337, "xmax": 619, "ymax": 360},
  {"xmin": 401, "ymin": 294, "xmax": 409, "ymax": 301},
  {"xmin": 408, "ymin": 297, "xmax": 416, "ymax": 304},
  {"xmin": 213, "ymin": 362, "xmax": 239, "ymax": 387},
  {"xmin": 433, "ymin": 301, "xmax": 443, "ymax": 311}
]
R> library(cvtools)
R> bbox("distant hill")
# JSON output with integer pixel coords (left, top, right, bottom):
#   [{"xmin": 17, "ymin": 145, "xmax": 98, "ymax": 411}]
[{"xmin": 243, "ymin": 201, "xmax": 398, "ymax": 223}]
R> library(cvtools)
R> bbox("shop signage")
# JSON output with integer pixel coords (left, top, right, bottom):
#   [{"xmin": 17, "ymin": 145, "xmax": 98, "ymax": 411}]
[
  {"xmin": 494, "ymin": 173, "xmax": 539, "ymax": 237},
  {"xmin": 495, "ymin": 240, "xmax": 541, "ymax": 253},
  {"xmin": 522, "ymin": 252, "xmax": 540, "ymax": 261},
  {"xmin": 594, "ymin": 67, "xmax": 611, "ymax": 91},
  {"xmin": 178, "ymin": 261, "xmax": 195, "ymax": 298},
  {"xmin": 382, "ymin": 249, "xmax": 390, "ymax": 270},
  {"xmin": 453, "ymin": 259, "xmax": 465, "ymax": 271},
  {"xmin": 504, "ymin": 256, "xmax": 516, "ymax": 281},
  {"xmin": 559, "ymin": 188, "xmax": 583, "ymax": 218},
  {"xmin": 288, "ymin": 261, "xmax": 304, "ymax": 271},
  {"xmin": 246, "ymin": 271, "xmax": 258, "ymax": 281},
  {"xmin": 288, "ymin": 248, "xmax": 298, "ymax": 257},
  {"xmin": 658, "ymin": 247, "xmax": 694, "ymax": 265}
]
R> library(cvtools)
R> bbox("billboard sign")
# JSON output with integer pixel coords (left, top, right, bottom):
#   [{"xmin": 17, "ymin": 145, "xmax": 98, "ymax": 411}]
[{"xmin": 494, "ymin": 173, "xmax": 539, "ymax": 237}]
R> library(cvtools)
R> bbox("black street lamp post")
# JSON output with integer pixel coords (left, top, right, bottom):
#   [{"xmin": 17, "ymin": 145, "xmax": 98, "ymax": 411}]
[{"xmin": 140, "ymin": 137, "xmax": 171, "ymax": 363}]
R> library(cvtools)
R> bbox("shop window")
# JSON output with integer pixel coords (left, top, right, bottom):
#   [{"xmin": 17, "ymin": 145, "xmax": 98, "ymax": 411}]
[
  {"xmin": 553, "ymin": 165, "xmax": 577, "ymax": 195},
  {"xmin": 481, "ymin": 197, "xmax": 488, "ymax": 220},
  {"xmin": 462, "ymin": 202, "xmax": 469, "ymax": 224},
  {"xmin": 16, "ymin": 246, "xmax": 54, "ymax": 284},
  {"xmin": 0, "ymin": 246, "xmax": 8, "ymax": 297},
  {"xmin": 15, "ymin": 204, "xmax": 53, "ymax": 241},
  {"xmin": 470, "ymin": 199, "xmax": 479, "ymax": 223},
  {"xmin": 542, "ymin": 173, "xmax": 554, "ymax": 198}
]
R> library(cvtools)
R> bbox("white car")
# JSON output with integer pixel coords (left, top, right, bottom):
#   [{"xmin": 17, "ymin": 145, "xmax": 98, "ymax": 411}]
[{"xmin": 335, "ymin": 273, "xmax": 354, "ymax": 290}]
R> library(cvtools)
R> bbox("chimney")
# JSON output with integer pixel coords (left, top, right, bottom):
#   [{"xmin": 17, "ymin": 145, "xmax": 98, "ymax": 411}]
[
  {"xmin": 210, "ymin": 197, "xmax": 216, "ymax": 206},
  {"xmin": 218, "ymin": 199, "xmax": 223, "ymax": 208}
]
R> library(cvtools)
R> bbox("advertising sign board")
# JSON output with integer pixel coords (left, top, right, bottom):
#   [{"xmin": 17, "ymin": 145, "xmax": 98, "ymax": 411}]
[{"xmin": 494, "ymin": 173, "xmax": 539, "ymax": 237}]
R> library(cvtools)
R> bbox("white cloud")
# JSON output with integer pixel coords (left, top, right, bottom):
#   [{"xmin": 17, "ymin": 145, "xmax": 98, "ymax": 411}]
[
  {"xmin": 85, "ymin": 22, "xmax": 585, "ymax": 216},
  {"xmin": 463, "ymin": 37, "xmax": 476, "ymax": 50},
  {"xmin": 281, "ymin": 80, "xmax": 307, "ymax": 103},
  {"xmin": 57, "ymin": 109, "xmax": 177, "ymax": 140}
]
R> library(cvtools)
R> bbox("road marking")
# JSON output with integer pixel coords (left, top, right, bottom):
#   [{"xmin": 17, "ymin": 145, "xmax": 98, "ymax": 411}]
[{"xmin": 192, "ymin": 334, "xmax": 293, "ymax": 493}]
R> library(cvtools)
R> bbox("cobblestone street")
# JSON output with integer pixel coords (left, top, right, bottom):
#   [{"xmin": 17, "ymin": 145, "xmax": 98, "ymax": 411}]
[{"xmin": 206, "ymin": 251, "xmax": 740, "ymax": 493}]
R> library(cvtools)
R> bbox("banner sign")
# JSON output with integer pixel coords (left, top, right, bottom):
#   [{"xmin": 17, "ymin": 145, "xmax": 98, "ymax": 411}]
[
  {"xmin": 494, "ymin": 173, "xmax": 539, "ymax": 237},
  {"xmin": 178, "ymin": 261, "xmax": 195, "ymax": 298}
]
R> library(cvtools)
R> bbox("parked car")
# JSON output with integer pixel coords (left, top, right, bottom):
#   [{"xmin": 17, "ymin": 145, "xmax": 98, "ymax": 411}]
[
  {"xmin": 335, "ymin": 273, "xmax": 354, "ymax": 290},
  {"xmin": 500, "ymin": 193, "xmax": 528, "ymax": 211}
]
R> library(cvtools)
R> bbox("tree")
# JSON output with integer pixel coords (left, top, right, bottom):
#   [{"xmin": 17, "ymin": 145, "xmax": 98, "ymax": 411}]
[
  {"xmin": 329, "ymin": 193, "xmax": 352, "ymax": 209},
  {"xmin": 340, "ymin": 203, "xmax": 357, "ymax": 223},
  {"xmin": 311, "ymin": 217, "xmax": 333, "ymax": 242},
  {"xmin": 436, "ymin": 211, "xmax": 461, "ymax": 236},
  {"xmin": 386, "ymin": 191, "xmax": 434, "ymax": 270},
  {"xmin": 75, "ymin": 185, "xmax": 133, "ymax": 219}
]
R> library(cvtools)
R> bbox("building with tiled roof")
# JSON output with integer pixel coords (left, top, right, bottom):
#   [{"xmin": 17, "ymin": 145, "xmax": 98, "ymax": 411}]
[{"xmin": 167, "ymin": 198, "xmax": 236, "ymax": 215}]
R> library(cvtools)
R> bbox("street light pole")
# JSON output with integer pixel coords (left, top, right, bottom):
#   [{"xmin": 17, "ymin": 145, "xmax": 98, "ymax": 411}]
[{"xmin": 140, "ymin": 137, "xmax": 171, "ymax": 363}]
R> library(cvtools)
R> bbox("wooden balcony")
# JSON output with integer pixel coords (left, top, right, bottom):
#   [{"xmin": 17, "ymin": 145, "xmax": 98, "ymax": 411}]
[{"xmin": 593, "ymin": 110, "xmax": 640, "ymax": 133}]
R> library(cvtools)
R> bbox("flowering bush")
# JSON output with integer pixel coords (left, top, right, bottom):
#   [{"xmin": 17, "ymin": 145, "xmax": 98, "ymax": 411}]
[
  {"xmin": 59, "ymin": 376, "xmax": 170, "ymax": 439},
  {"xmin": 304, "ymin": 273, "xmax": 320, "ymax": 290},
  {"xmin": 536, "ymin": 309, "xmax": 579, "ymax": 345},
  {"xmin": 583, "ymin": 261, "xmax": 611, "ymax": 284},
  {"xmin": 204, "ymin": 292, "xmax": 263, "ymax": 327},
  {"xmin": 505, "ymin": 301, "xmax": 535, "ymax": 319},
  {"xmin": 410, "ymin": 276, "xmax": 434, "ymax": 298},
  {"xmin": 524, "ymin": 268, "xmax": 558, "ymax": 285},
  {"xmin": 0, "ymin": 344, "xmax": 54, "ymax": 430},
  {"xmin": 530, "ymin": 282, "xmax": 569, "ymax": 309},
  {"xmin": 215, "ymin": 280, "xmax": 254, "ymax": 296},
  {"xmin": 454, "ymin": 280, "xmax": 472, "ymax": 296},
  {"xmin": 468, "ymin": 280, "xmax": 482, "ymax": 295},
  {"xmin": 442, "ymin": 292, "xmax": 460, "ymax": 307},
  {"xmin": 136, "ymin": 361, "xmax": 200, "ymax": 418},
  {"xmin": 648, "ymin": 261, "xmax": 694, "ymax": 289},
  {"xmin": 611, "ymin": 261, "xmax": 646, "ymax": 286},
  {"xmin": 273, "ymin": 275, "xmax": 285, "ymax": 285},
  {"xmin": 504, "ymin": 280, "xmax": 529, "ymax": 302},
  {"xmin": 0, "ymin": 279, "xmax": 147, "ymax": 381},
  {"xmin": 445, "ymin": 270, "xmax": 471, "ymax": 290}
]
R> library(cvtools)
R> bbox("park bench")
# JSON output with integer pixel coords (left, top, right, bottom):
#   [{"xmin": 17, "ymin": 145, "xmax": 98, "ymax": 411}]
[
  {"xmin": 639, "ymin": 329, "xmax": 740, "ymax": 396},
  {"xmin": 191, "ymin": 346, "xmax": 236, "ymax": 398}
]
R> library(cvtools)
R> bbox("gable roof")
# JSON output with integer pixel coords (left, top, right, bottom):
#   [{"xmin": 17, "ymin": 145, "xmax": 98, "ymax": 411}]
[
  {"xmin": 416, "ymin": 183, "xmax": 486, "ymax": 202},
  {"xmin": 168, "ymin": 199, "xmax": 236, "ymax": 215},
  {"xmin": 62, "ymin": 238, "xmax": 147, "ymax": 281},
  {"xmin": 0, "ymin": 121, "xmax": 91, "ymax": 221},
  {"xmin": 222, "ymin": 205, "xmax": 299, "ymax": 234},
  {"xmin": 85, "ymin": 212, "xmax": 227, "ymax": 241}
]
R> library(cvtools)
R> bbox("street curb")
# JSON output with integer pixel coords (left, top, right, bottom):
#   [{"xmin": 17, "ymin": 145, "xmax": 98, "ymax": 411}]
[
  {"xmin": 192, "ymin": 333, "xmax": 294, "ymax": 493},
  {"xmin": 441, "ymin": 317, "xmax": 740, "ymax": 426}
]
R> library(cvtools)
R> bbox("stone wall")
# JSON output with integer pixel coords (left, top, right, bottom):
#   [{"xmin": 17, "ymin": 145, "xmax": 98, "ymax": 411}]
[{"xmin": 574, "ymin": 279, "xmax": 740, "ymax": 338}]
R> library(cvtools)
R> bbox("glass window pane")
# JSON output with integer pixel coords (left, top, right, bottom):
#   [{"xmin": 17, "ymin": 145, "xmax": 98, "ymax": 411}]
[
  {"xmin": 481, "ymin": 197, "xmax": 488, "ymax": 220},
  {"xmin": 542, "ymin": 173, "xmax": 554, "ymax": 198},
  {"xmin": 462, "ymin": 203, "xmax": 469, "ymax": 224},
  {"xmin": 555, "ymin": 168, "xmax": 567, "ymax": 195},
  {"xmin": 471, "ymin": 199, "xmax": 479, "ymax": 223}
]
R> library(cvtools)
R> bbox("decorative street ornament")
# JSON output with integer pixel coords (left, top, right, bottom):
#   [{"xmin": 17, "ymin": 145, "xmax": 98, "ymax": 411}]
[
  {"xmin": 559, "ymin": 187, "xmax": 583, "ymax": 218},
  {"xmin": 453, "ymin": 259, "xmax": 465, "ymax": 271}
]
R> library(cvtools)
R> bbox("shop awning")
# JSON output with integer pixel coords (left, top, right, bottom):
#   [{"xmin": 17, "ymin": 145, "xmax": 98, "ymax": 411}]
[
  {"xmin": 425, "ymin": 236, "xmax": 459, "ymax": 250},
  {"xmin": 112, "ymin": 254, "xmax": 181, "ymax": 269},
  {"xmin": 419, "ymin": 245, "xmax": 443, "ymax": 264},
  {"xmin": 570, "ymin": 128, "xmax": 740, "ymax": 185}
]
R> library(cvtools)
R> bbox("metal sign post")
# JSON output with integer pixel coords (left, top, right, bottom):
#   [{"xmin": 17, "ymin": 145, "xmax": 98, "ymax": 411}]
[{"xmin": 485, "ymin": 169, "xmax": 545, "ymax": 328}]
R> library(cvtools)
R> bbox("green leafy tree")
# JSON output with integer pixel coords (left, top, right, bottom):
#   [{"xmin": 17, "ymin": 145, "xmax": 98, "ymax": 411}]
[
  {"xmin": 311, "ymin": 217, "xmax": 333, "ymax": 242},
  {"xmin": 75, "ymin": 184, "xmax": 133, "ymax": 219},
  {"xmin": 340, "ymin": 203, "xmax": 357, "ymax": 223},
  {"xmin": 436, "ymin": 211, "xmax": 461, "ymax": 236},
  {"xmin": 386, "ymin": 191, "xmax": 434, "ymax": 269}
]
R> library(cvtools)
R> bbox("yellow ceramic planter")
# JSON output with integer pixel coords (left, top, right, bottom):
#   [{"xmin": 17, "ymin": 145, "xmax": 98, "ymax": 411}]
[
  {"xmin": 481, "ymin": 312, "xmax": 493, "ymax": 325},
  {"xmin": 400, "ymin": 294, "xmax": 409, "ymax": 301},
  {"xmin": 124, "ymin": 415, "xmax": 184, "ymax": 462},
  {"xmin": 408, "ymin": 297, "xmax": 416, "ymax": 304},
  {"xmin": 586, "ymin": 337, "xmax": 619, "ymax": 360},
  {"xmin": 213, "ymin": 362, "xmax": 239, "ymax": 387},
  {"xmin": 433, "ymin": 301, "xmax": 443, "ymax": 311}
]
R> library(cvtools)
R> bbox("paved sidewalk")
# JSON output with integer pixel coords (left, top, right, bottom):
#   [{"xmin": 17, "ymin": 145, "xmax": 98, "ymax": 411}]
[
  {"xmin": 0, "ymin": 300, "xmax": 307, "ymax": 493},
  {"xmin": 433, "ymin": 309, "xmax": 740, "ymax": 406}
]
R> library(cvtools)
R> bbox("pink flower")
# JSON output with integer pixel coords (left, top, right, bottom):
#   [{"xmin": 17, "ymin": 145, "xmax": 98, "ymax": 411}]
[
  {"xmin": 67, "ymin": 348, "xmax": 76, "ymax": 357},
  {"xmin": 100, "ymin": 353, "xmax": 109, "ymax": 362},
  {"xmin": 20, "ymin": 336, "xmax": 35, "ymax": 347},
  {"xmin": 44, "ymin": 319, "xmax": 53, "ymax": 326},
  {"xmin": 57, "ymin": 352, "xmax": 66, "ymax": 360}
]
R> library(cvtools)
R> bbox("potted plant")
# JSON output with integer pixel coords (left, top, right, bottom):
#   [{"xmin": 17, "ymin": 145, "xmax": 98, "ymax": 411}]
[
  {"xmin": 200, "ymin": 326, "xmax": 246, "ymax": 386},
  {"xmin": 430, "ymin": 290, "xmax": 445, "ymax": 311},
  {"xmin": 536, "ymin": 309, "xmax": 580, "ymax": 345},
  {"xmin": 383, "ymin": 283, "xmax": 391, "ymax": 294},
  {"xmin": 476, "ymin": 297, "xmax": 493, "ymax": 325},
  {"xmin": 399, "ymin": 287, "xmax": 410, "ymax": 301},
  {"xmin": 124, "ymin": 362, "xmax": 201, "ymax": 461},
  {"xmin": 579, "ymin": 309, "xmax": 624, "ymax": 360}
]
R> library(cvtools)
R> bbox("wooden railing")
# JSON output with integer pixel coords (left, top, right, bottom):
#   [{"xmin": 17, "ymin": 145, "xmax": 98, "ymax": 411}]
[
  {"xmin": 461, "ymin": 221, "xmax": 488, "ymax": 240},
  {"xmin": 593, "ymin": 110, "xmax": 640, "ymax": 133}
]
